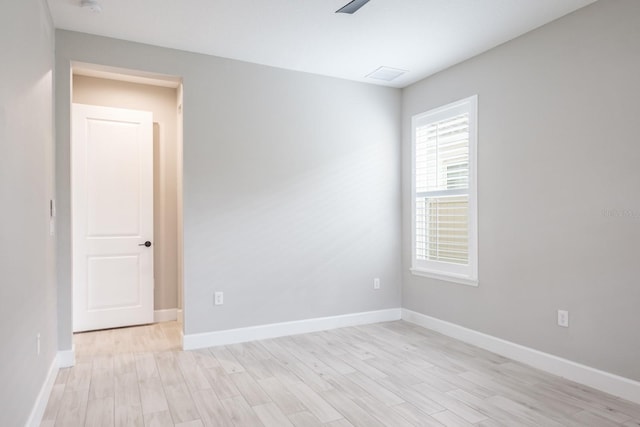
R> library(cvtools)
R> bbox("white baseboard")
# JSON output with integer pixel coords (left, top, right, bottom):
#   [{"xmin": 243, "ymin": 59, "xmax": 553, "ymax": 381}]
[
  {"xmin": 26, "ymin": 357, "xmax": 58, "ymax": 427},
  {"xmin": 401, "ymin": 309, "xmax": 640, "ymax": 405},
  {"xmin": 183, "ymin": 308, "xmax": 402, "ymax": 350},
  {"xmin": 154, "ymin": 308, "xmax": 178, "ymax": 323},
  {"xmin": 177, "ymin": 309, "xmax": 184, "ymax": 324},
  {"xmin": 57, "ymin": 346, "xmax": 75, "ymax": 368}
]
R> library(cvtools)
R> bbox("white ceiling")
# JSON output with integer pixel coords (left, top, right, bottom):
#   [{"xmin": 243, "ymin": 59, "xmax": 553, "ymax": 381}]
[{"xmin": 47, "ymin": 0, "xmax": 596, "ymax": 88}]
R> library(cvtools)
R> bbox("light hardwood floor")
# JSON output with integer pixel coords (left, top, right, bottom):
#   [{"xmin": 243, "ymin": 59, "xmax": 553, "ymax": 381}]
[{"xmin": 41, "ymin": 320, "xmax": 640, "ymax": 427}]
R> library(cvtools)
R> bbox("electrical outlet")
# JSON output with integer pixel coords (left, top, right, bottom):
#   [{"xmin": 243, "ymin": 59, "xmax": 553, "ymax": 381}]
[
  {"xmin": 373, "ymin": 278, "xmax": 380, "ymax": 290},
  {"xmin": 36, "ymin": 333, "xmax": 41, "ymax": 356},
  {"xmin": 557, "ymin": 310, "xmax": 569, "ymax": 327},
  {"xmin": 214, "ymin": 292, "xmax": 224, "ymax": 306}
]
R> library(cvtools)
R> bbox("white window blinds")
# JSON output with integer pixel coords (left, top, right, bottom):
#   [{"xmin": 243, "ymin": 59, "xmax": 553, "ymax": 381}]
[
  {"xmin": 415, "ymin": 113, "xmax": 470, "ymax": 264},
  {"xmin": 412, "ymin": 96, "xmax": 478, "ymax": 285}
]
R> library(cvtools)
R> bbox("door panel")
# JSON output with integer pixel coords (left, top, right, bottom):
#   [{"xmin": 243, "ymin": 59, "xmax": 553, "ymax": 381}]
[
  {"xmin": 86, "ymin": 118, "xmax": 142, "ymax": 237},
  {"xmin": 73, "ymin": 103, "xmax": 154, "ymax": 332},
  {"xmin": 87, "ymin": 256, "xmax": 140, "ymax": 310}
]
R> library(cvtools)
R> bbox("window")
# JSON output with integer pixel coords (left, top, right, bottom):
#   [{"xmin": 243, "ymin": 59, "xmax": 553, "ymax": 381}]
[{"xmin": 411, "ymin": 95, "xmax": 478, "ymax": 286}]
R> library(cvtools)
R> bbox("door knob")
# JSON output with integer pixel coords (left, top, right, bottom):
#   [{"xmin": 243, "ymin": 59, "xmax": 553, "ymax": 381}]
[{"xmin": 138, "ymin": 241, "xmax": 152, "ymax": 247}]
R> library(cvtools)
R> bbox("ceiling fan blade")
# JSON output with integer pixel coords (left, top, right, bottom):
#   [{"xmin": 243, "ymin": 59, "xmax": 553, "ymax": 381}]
[{"xmin": 335, "ymin": 0, "xmax": 370, "ymax": 14}]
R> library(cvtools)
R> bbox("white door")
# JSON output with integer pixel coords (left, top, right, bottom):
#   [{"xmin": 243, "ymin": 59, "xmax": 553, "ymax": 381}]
[{"xmin": 72, "ymin": 103, "xmax": 154, "ymax": 332}]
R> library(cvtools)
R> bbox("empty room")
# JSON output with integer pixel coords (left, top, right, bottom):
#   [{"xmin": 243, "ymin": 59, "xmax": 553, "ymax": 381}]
[{"xmin": 2, "ymin": 0, "xmax": 640, "ymax": 426}]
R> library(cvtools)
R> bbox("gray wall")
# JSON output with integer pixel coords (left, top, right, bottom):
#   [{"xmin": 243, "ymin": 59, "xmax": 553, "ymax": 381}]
[
  {"xmin": 56, "ymin": 31, "xmax": 402, "ymax": 348},
  {"xmin": 402, "ymin": 0, "xmax": 640, "ymax": 381},
  {"xmin": 73, "ymin": 75, "xmax": 180, "ymax": 311},
  {"xmin": 0, "ymin": 0, "xmax": 57, "ymax": 425}
]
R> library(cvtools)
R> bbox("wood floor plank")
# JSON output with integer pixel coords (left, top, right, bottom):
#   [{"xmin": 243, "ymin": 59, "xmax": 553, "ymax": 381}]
[
  {"xmin": 220, "ymin": 395, "xmax": 265, "ymax": 427},
  {"xmin": 89, "ymin": 373, "xmax": 115, "ymax": 400},
  {"xmin": 431, "ymin": 410, "xmax": 475, "ymax": 427},
  {"xmin": 324, "ymin": 373, "xmax": 370, "ymax": 400},
  {"xmin": 85, "ymin": 397, "xmax": 115, "ymax": 427},
  {"xmin": 191, "ymin": 388, "xmax": 235, "ymax": 427},
  {"xmin": 138, "ymin": 377, "xmax": 169, "ymax": 415},
  {"xmin": 366, "ymin": 358, "xmax": 424, "ymax": 386},
  {"xmin": 92, "ymin": 354, "xmax": 114, "ymax": 376},
  {"xmin": 376, "ymin": 377, "xmax": 445, "ymax": 415},
  {"xmin": 44, "ymin": 320, "xmax": 640, "ymax": 427},
  {"xmin": 323, "ymin": 420, "xmax": 355, "ymax": 427},
  {"xmin": 227, "ymin": 343, "xmax": 260, "ymax": 365},
  {"xmin": 113, "ymin": 353, "xmax": 136, "ymax": 376},
  {"xmin": 55, "ymin": 387, "xmax": 90, "ymax": 427},
  {"xmin": 328, "ymin": 330, "xmax": 376, "ymax": 361},
  {"xmin": 114, "ymin": 372, "xmax": 144, "ymax": 427},
  {"xmin": 114, "ymin": 372, "xmax": 141, "ymax": 406},
  {"xmin": 203, "ymin": 366, "xmax": 241, "ymax": 400},
  {"xmin": 352, "ymin": 396, "xmax": 415, "ymax": 427},
  {"xmin": 261, "ymin": 357, "xmax": 302, "ymax": 383},
  {"xmin": 164, "ymin": 382, "xmax": 201, "ymax": 424},
  {"xmin": 412, "ymin": 382, "xmax": 488, "ymax": 423},
  {"xmin": 287, "ymin": 411, "xmax": 323, "ymax": 427},
  {"xmin": 284, "ymin": 361, "xmax": 334, "ymax": 392},
  {"xmin": 253, "ymin": 402, "xmax": 296, "ymax": 427},
  {"xmin": 310, "ymin": 350, "xmax": 357, "ymax": 375},
  {"xmin": 282, "ymin": 380, "xmax": 343, "ymax": 423},
  {"xmin": 570, "ymin": 410, "xmax": 627, "ymax": 427},
  {"xmin": 484, "ymin": 395, "xmax": 565, "ymax": 427},
  {"xmin": 344, "ymin": 371, "xmax": 404, "ymax": 406},
  {"xmin": 178, "ymin": 351, "xmax": 211, "ymax": 392},
  {"xmin": 475, "ymin": 419, "xmax": 506, "ymax": 427},
  {"xmin": 258, "ymin": 376, "xmax": 308, "ymax": 415},
  {"xmin": 211, "ymin": 347, "xmax": 246, "ymax": 374},
  {"xmin": 144, "ymin": 410, "xmax": 174, "ymax": 427},
  {"xmin": 258, "ymin": 339, "xmax": 300, "ymax": 365},
  {"xmin": 319, "ymin": 389, "xmax": 385, "ymax": 427},
  {"xmin": 391, "ymin": 402, "xmax": 448, "ymax": 427},
  {"xmin": 335, "ymin": 352, "xmax": 387, "ymax": 380},
  {"xmin": 245, "ymin": 341, "xmax": 273, "ymax": 361},
  {"xmin": 65, "ymin": 361, "xmax": 93, "ymax": 391},
  {"xmin": 538, "ymin": 380, "xmax": 640, "ymax": 420},
  {"xmin": 428, "ymin": 366, "xmax": 495, "ymax": 399},
  {"xmin": 42, "ymin": 383, "xmax": 65, "ymax": 422},
  {"xmin": 446, "ymin": 388, "xmax": 534, "ymax": 427},
  {"xmin": 135, "ymin": 353, "xmax": 160, "ymax": 381},
  {"xmin": 230, "ymin": 371, "xmax": 272, "ymax": 406},
  {"xmin": 191, "ymin": 349, "xmax": 221, "ymax": 369},
  {"xmin": 175, "ymin": 420, "xmax": 205, "ymax": 427},
  {"xmin": 156, "ymin": 351, "xmax": 185, "ymax": 387},
  {"xmin": 55, "ymin": 368, "xmax": 71, "ymax": 385},
  {"xmin": 243, "ymin": 360, "xmax": 276, "ymax": 381},
  {"xmin": 115, "ymin": 403, "xmax": 144, "ymax": 427}
]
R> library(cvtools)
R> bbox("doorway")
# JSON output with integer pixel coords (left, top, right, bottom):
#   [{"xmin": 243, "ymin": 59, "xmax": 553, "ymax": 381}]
[{"xmin": 70, "ymin": 64, "xmax": 184, "ymax": 336}]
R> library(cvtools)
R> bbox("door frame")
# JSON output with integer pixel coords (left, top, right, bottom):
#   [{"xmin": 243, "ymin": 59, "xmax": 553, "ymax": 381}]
[{"xmin": 66, "ymin": 62, "xmax": 184, "ymax": 348}]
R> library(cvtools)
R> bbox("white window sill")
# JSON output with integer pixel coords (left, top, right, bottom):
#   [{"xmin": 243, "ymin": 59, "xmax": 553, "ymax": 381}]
[{"xmin": 410, "ymin": 268, "xmax": 478, "ymax": 287}]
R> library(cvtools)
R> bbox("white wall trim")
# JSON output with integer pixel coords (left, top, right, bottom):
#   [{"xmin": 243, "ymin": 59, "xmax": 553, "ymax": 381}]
[
  {"xmin": 154, "ymin": 308, "xmax": 178, "ymax": 323},
  {"xmin": 25, "ymin": 357, "xmax": 58, "ymax": 427},
  {"xmin": 183, "ymin": 308, "xmax": 402, "ymax": 350},
  {"xmin": 401, "ymin": 309, "xmax": 640, "ymax": 405},
  {"xmin": 57, "ymin": 346, "xmax": 75, "ymax": 368},
  {"xmin": 177, "ymin": 309, "xmax": 184, "ymax": 324}
]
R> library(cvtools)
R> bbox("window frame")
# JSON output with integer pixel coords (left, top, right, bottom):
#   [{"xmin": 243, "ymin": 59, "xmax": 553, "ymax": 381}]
[{"xmin": 410, "ymin": 95, "xmax": 478, "ymax": 286}]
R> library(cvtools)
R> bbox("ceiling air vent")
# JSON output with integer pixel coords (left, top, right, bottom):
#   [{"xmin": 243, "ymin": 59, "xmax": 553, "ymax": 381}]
[
  {"xmin": 336, "ymin": 0, "xmax": 370, "ymax": 14},
  {"xmin": 366, "ymin": 66, "xmax": 408, "ymax": 82}
]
